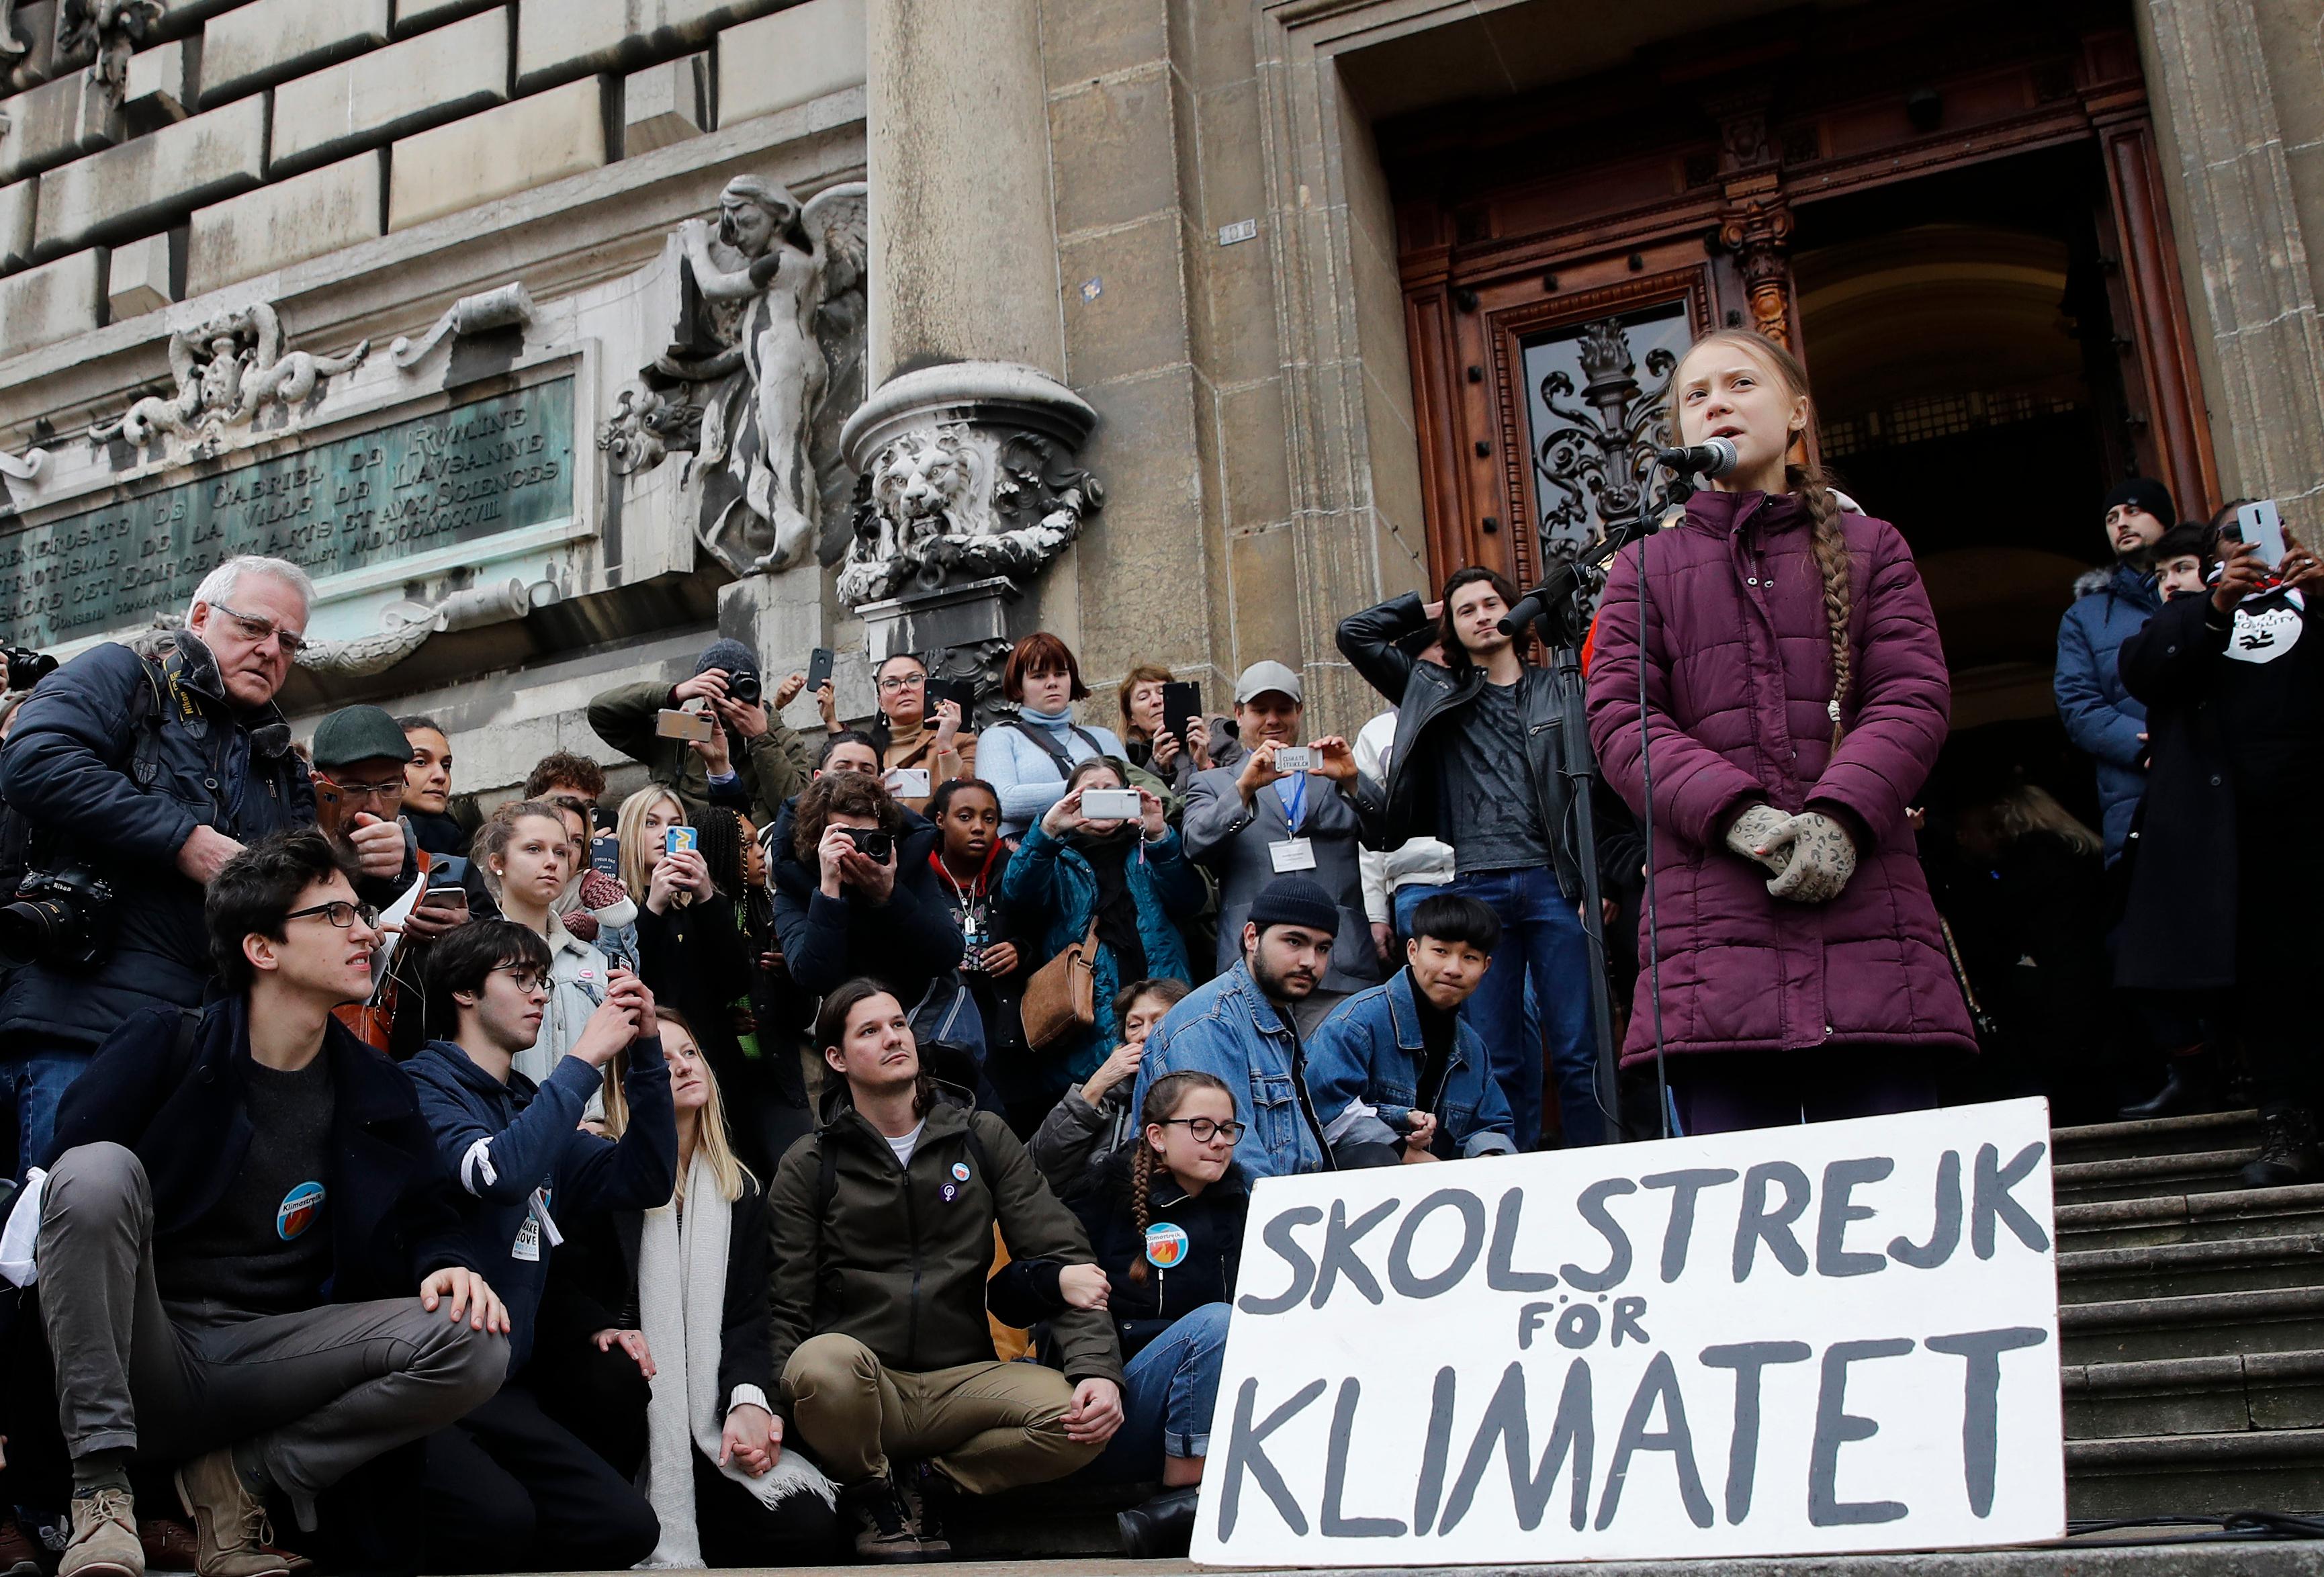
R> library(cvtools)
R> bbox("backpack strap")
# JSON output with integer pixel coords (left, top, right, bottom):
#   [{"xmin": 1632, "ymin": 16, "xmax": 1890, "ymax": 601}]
[{"xmin": 1000, "ymin": 718, "xmax": 1107, "ymax": 781}]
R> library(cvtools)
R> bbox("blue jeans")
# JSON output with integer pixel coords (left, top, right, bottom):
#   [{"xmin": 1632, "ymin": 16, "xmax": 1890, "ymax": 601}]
[
  {"xmin": 1451, "ymin": 866, "xmax": 1599, "ymax": 1149},
  {"xmin": 1085, "ymin": 1302, "xmax": 1231, "ymax": 1482},
  {"xmin": 0, "ymin": 1042, "xmax": 89, "ymax": 1183}
]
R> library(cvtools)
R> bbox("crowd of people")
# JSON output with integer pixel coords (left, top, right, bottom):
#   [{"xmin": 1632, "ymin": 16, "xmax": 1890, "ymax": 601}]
[{"xmin": 0, "ymin": 320, "xmax": 2296, "ymax": 1572}]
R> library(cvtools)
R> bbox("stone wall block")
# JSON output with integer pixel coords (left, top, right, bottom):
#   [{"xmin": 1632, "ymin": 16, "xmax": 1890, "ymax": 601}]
[
  {"xmin": 622, "ymin": 52, "xmax": 707, "ymax": 155},
  {"xmin": 123, "ymin": 39, "xmax": 193, "ymax": 128},
  {"xmin": 1057, "ymin": 212, "xmax": 1191, "ymax": 386},
  {"xmin": 515, "ymin": 0, "xmax": 780, "ymax": 91},
  {"xmin": 1036, "ymin": 0, "xmax": 1165, "ymax": 91},
  {"xmin": 1072, "ymin": 370, "xmax": 1208, "ymax": 676},
  {"xmin": 271, "ymin": 7, "xmax": 509, "ymax": 175},
  {"xmin": 0, "ymin": 179, "xmax": 34, "ymax": 269},
  {"xmin": 717, "ymin": 0, "xmax": 866, "ymax": 126},
  {"xmin": 0, "ymin": 246, "xmax": 105, "ymax": 356},
  {"xmin": 186, "ymin": 150, "xmax": 384, "ymax": 296},
  {"xmin": 394, "ymin": 0, "xmax": 501, "ymax": 32},
  {"xmin": 204, "ymin": 0, "xmax": 392, "ymax": 105},
  {"xmin": 0, "ymin": 69, "xmax": 122, "ymax": 185},
  {"xmin": 105, "ymin": 229, "xmax": 177, "ymax": 318},
  {"xmin": 388, "ymin": 77, "xmax": 606, "ymax": 232},
  {"xmin": 34, "ymin": 94, "xmax": 265, "ymax": 257},
  {"xmin": 1047, "ymin": 66, "xmax": 1177, "ymax": 238}
]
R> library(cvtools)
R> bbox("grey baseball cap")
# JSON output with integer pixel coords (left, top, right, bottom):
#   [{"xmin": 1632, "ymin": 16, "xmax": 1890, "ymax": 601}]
[{"xmin": 1234, "ymin": 660, "xmax": 1304, "ymax": 707}]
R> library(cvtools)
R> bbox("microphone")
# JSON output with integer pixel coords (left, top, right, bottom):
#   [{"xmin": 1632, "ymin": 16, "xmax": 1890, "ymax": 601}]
[
  {"xmin": 1496, "ymin": 560, "xmax": 1583, "ymax": 637},
  {"xmin": 1654, "ymin": 437, "xmax": 1739, "ymax": 478}
]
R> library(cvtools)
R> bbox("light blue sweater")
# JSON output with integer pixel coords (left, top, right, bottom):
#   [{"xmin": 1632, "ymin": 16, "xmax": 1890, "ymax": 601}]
[{"xmin": 979, "ymin": 710, "xmax": 1128, "ymax": 836}]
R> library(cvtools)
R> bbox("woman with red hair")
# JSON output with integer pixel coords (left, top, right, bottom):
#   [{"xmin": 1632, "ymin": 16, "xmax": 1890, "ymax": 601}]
[{"xmin": 979, "ymin": 632, "xmax": 1129, "ymax": 838}]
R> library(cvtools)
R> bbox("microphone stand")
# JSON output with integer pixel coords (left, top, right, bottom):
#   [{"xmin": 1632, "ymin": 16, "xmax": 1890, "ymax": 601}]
[{"xmin": 1521, "ymin": 464, "xmax": 1698, "ymax": 1144}]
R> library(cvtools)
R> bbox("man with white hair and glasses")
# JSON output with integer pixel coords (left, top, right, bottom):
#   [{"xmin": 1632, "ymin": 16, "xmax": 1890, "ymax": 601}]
[{"xmin": 0, "ymin": 555, "xmax": 332, "ymax": 1182}]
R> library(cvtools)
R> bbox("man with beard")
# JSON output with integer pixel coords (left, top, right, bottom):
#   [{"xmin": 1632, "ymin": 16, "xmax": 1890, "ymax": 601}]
[
  {"xmin": 1128, "ymin": 877, "xmax": 1347, "ymax": 1180},
  {"xmin": 2055, "ymin": 477, "xmax": 2176, "ymax": 866}
]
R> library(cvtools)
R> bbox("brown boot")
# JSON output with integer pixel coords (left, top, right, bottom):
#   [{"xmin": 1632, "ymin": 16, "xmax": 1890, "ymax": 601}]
[
  {"xmin": 59, "ymin": 1490, "xmax": 141, "ymax": 1577},
  {"xmin": 171, "ymin": 1453, "xmax": 287, "ymax": 1577},
  {"xmin": 0, "ymin": 1515, "xmax": 47, "ymax": 1577}
]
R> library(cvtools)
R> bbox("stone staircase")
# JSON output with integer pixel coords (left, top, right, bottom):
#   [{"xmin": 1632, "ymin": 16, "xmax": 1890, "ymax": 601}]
[{"xmin": 2058, "ymin": 1107, "xmax": 2324, "ymax": 1521}]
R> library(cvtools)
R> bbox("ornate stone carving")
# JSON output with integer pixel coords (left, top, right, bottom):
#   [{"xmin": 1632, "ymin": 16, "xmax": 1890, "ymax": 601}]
[
  {"xmin": 1718, "ymin": 193, "xmax": 1797, "ymax": 349},
  {"xmin": 0, "ymin": 443, "xmax": 47, "ymax": 482},
  {"xmin": 89, "ymin": 303, "xmax": 370, "ymax": 456},
  {"xmin": 0, "ymin": 1, "xmax": 30, "ymax": 61},
  {"xmin": 834, "ymin": 361, "xmax": 1103, "ymax": 611},
  {"xmin": 296, "ymin": 578, "xmax": 561, "ymax": 678},
  {"xmin": 389, "ymin": 282, "xmax": 535, "ymax": 370},
  {"xmin": 599, "ymin": 175, "xmax": 868, "ymax": 577},
  {"xmin": 58, "ymin": 0, "xmax": 161, "ymax": 93}
]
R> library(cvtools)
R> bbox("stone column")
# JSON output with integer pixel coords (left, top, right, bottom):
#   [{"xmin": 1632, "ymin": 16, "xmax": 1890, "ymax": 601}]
[
  {"xmin": 866, "ymin": 0, "xmax": 1065, "ymax": 385},
  {"xmin": 2137, "ymin": 0, "xmax": 2324, "ymax": 510}
]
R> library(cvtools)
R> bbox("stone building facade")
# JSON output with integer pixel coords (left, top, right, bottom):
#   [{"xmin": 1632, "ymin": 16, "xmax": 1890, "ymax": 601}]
[{"xmin": 0, "ymin": 0, "xmax": 2317, "ymax": 805}]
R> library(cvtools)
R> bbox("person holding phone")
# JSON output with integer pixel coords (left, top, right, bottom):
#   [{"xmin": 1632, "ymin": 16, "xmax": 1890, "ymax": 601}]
[
  {"xmin": 587, "ymin": 639, "xmax": 815, "ymax": 829},
  {"xmin": 980, "ymin": 633, "xmax": 1128, "ymax": 838},
  {"xmin": 767, "ymin": 772, "xmax": 965, "ymax": 1024},
  {"xmin": 1117, "ymin": 666, "xmax": 1243, "ymax": 798},
  {"xmin": 2119, "ymin": 513, "xmax": 2324, "ymax": 1185},
  {"xmin": 998, "ymin": 760, "xmax": 1206, "ymax": 1108},
  {"xmin": 866, "ymin": 652, "xmax": 976, "ymax": 812}
]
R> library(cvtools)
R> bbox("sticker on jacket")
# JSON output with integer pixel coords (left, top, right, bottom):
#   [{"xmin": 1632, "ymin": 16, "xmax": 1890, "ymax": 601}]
[
  {"xmin": 1145, "ymin": 1221, "xmax": 1188, "ymax": 1269},
  {"xmin": 2230, "ymin": 602, "xmax": 2303, "ymax": 664},
  {"xmin": 951, "ymin": 1162, "xmax": 971, "ymax": 1182},
  {"xmin": 275, "ymin": 1181, "xmax": 325, "ymax": 1241}
]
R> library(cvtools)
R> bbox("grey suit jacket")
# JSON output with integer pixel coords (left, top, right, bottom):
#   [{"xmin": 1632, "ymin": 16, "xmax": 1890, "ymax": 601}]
[{"xmin": 1181, "ymin": 764, "xmax": 1386, "ymax": 993}]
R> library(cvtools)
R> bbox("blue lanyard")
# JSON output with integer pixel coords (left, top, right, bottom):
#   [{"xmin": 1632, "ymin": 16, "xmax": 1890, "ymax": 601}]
[{"xmin": 1280, "ymin": 771, "xmax": 1308, "ymax": 832}]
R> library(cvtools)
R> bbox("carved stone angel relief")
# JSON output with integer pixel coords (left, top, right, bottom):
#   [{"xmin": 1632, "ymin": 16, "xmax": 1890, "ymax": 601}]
[
  {"xmin": 598, "ymin": 175, "xmax": 868, "ymax": 578},
  {"xmin": 88, "ymin": 302, "xmax": 369, "ymax": 459}
]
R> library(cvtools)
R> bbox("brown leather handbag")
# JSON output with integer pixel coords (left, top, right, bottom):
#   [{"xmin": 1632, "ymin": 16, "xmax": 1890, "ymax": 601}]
[{"xmin": 1020, "ymin": 921, "xmax": 1100, "ymax": 1052}]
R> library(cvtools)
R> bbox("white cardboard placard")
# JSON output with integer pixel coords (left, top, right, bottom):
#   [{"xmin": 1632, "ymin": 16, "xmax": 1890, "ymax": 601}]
[{"xmin": 1194, "ymin": 1097, "xmax": 2063, "ymax": 1566}]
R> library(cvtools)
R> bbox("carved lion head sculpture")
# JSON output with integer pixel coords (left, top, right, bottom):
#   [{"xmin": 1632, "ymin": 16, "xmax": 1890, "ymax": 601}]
[{"xmin": 870, "ymin": 429, "xmax": 976, "ymax": 549}]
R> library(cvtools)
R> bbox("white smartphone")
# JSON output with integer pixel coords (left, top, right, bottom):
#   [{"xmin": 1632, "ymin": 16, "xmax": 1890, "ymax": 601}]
[
  {"xmin": 1080, "ymin": 787, "xmax": 1141, "ymax": 820},
  {"xmin": 1271, "ymin": 745, "xmax": 1313, "ymax": 774},
  {"xmin": 886, "ymin": 767, "xmax": 932, "ymax": 798},
  {"xmin": 2238, "ymin": 499, "xmax": 2287, "ymax": 568}
]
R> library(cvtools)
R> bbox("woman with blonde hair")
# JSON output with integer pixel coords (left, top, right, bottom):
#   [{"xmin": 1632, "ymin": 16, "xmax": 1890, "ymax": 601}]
[
  {"xmin": 1584, "ymin": 327, "xmax": 1973, "ymax": 1132},
  {"xmin": 586, "ymin": 1011, "xmax": 841, "ymax": 1566},
  {"xmin": 472, "ymin": 799, "xmax": 611, "ymax": 1083}
]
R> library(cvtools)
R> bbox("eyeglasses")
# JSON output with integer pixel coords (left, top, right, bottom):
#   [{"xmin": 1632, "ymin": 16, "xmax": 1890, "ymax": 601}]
[
  {"xmin": 876, "ymin": 674, "xmax": 926, "ymax": 692},
  {"xmin": 491, "ymin": 964, "xmax": 547, "ymax": 995},
  {"xmin": 283, "ymin": 900, "xmax": 380, "ymax": 930},
  {"xmin": 210, "ymin": 602, "xmax": 310, "ymax": 657},
  {"xmin": 326, "ymin": 776, "xmax": 405, "ymax": 800},
  {"xmin": 1161, "ymin": 1116, "xmax": 1245, "ymax": 1144}
]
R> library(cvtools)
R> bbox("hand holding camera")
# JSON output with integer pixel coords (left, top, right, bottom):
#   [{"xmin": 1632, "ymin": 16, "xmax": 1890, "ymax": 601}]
[{"xmin": 817, "ymin": 822, "xmax": 895, "ymax": 902}]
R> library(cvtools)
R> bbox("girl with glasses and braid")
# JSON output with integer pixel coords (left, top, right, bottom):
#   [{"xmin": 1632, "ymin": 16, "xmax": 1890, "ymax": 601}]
[{"xmin": 1584, "ymin": 328, "xmax": 1972, "ymax": 1135}]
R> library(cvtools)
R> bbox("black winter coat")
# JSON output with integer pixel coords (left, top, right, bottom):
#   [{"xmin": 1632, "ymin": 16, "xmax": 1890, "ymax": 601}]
[
  {"xmin": 767, "ymin": 801, "xmax": 963, "ymax": 1011},
  {"xmin": 30, "ymin": 997, "xmax": 480, "ymax": 1300},
  {"xmin": 1069, "ymin": 1151, "xmax": 1248, "ymax": 1359},
  {"xmin": 0, "ymin": 632, "xmax": 312, "ymax": 1046}
]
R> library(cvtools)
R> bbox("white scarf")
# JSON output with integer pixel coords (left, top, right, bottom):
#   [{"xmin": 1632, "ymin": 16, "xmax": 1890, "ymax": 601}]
[{"xmin": 636, "ymin": 1153, "xmax": 834, "ymax": 1569}]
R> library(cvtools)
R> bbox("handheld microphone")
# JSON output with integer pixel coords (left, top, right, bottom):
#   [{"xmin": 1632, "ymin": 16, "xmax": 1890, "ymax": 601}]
[{"xmin": 1654, "ymin": 436, "xmax": 1740, "ymax": 478}]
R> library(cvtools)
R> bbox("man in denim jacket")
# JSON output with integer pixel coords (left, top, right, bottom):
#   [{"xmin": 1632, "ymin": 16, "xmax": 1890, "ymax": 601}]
[
  {"xmin": 1306, "ymin": 892, "xmax": 1518, "ymax": 1165},
  {"xmin": 1129, "ymin": 877, "xmax": 1344, "ymax": 1181}
]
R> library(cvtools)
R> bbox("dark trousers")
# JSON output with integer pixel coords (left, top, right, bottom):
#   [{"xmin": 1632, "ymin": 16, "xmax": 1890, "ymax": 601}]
[
  {"xmin": 690, "ymin": 1454, "xmax": 842, "ymax": 1567},
  {"xmin": 418, "ymin": 1386, "xmax": 658, "ymax": 1574},
  {"xmin": 1670, "ymin": 1046, "xmax": 1941, "ymax": 1136}
]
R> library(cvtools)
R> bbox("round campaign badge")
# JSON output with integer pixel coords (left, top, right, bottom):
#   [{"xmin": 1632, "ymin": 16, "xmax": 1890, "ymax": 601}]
[
  {"xmin": 1144, "ymin": 1221, "xmax": 1189, "ymax": 1269},
  {"xmin": 940, "ymin": 1183, "xmax": 958, "ymax": 1203},
  {"xmin": 951, "ymin": 1162, "xmax": 971, "ymax": 1182},
  {"xmin": 276, "ymin": 1181, "xmax": 326, "ymax": 1241}
]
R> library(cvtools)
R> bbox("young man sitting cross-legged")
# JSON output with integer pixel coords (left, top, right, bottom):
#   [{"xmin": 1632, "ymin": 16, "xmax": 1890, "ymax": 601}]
[{"xmin": 28, "ymin": 829, "xmax": 510, "ymax": 1577}]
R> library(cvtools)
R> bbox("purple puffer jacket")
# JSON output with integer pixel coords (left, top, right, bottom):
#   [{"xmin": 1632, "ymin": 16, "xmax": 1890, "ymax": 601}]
[{"xmin": 1584, "ymin": 488, "xmax": 1974, "ymax": 1065}]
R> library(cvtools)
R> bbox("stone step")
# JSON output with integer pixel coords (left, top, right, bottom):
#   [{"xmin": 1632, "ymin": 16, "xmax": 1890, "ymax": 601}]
[
  {"xmin": 2064, "ymin": 1287, "xmax": 2324, "ymax": 1365},
  {"xmin": 2056, "ymin": 1109, "xmax": 2264, "ymax": 1167},
  {"xmin": 1164, "ymin": 1537, "xmax": 2324, "ymax": 1572},
  {"xmin": 2060, "ymin": 1234, "xmax": 2324, "ymax": 1304},
  {"xmin": 2067, "ymin": 1426, "xmax": 2324, "ymax": 1519},
  {"xmin": 2057, "ymin": 1184, "xmax": 2324, "ymax": 1253},
  {"xmin": 2065, "ymin": 1351, "xmax": 2324, "ymax": 1439},
  {"xmin": 2054, "ymin": 1147, "xmax": 2260, "ymax": 1206}
]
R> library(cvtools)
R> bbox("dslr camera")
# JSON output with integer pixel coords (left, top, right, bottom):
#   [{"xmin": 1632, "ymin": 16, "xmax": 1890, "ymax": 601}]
[
  {"xmin": 843, "ymin": 827, "xmax": 895, "ymax": 863},
  {"xmin": 0, "ymin": 867, "xmax": 116, "ymax": 968},
  {"xmin": 725, "ymin": 670, "xmax": 763, "ymax": 706},
  {"xmin": 2, "ymin": 647, "xmax": 58, "ymax": 690}
]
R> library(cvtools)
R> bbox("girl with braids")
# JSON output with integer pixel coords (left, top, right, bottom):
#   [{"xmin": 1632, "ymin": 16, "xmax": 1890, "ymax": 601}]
[
  {"xmin": 1584, "ymin": 328, "xmax": 1971, "ymax": 1134},
  {"xmin": 1063, "ymin": 1069, "xmax": 1247, "ymax": 1553}
]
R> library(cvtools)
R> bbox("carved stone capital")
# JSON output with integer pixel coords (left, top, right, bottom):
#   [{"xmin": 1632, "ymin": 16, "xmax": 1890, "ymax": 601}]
[
  {"xmin": 832, "ymin": 360, "xmax": 1102, "ymax": 610},
  {"xmin": 87, "ymin": 300, "xmax": 369, "ymax": 462}
]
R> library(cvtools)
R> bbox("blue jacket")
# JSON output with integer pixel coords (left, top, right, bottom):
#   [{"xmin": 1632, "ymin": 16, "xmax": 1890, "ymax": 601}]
[
  {"xmin": 0, "ymin": 632, "xmax": 312, "ymax": 1047},
  {"xmin": 1305, "ymin": 970, "xmax": 1517, "ymax": 1161},
  {"xmin": 1132, "ymin": 962, "xmax": 1329, "ymax": 1181},
  {"xmin": 37, "ymin": 999, "xmax": 482, "ymax": 1306},
  {"xmin": 2055, "ymin": 564, "xmax": 2161, "ymax": 863},
  {"xmin": 998, "ymin": 821, "xmax": 1206, "ymax": 1084},
  {"xmin": 406, "ymin": 1038, "xmax": 676, "ymax": 1370}
]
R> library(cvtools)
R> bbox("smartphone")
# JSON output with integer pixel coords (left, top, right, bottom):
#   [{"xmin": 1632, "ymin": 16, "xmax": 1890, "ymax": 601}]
[
  {"xmin": 665, "ymin": 825, "xmax": 699, "ymax": 857},
  {"xmin": 417, "ymin": 884, "xmax": 469, "ymax": 921},
  {"xmin": 805, "ymin": 647, "xmax": 836, "ymax": 694},
  {"xmin": 591, "ymin": 831, "xmax": 621, "ymax": 878},
  {"xmin": 655, "ymin": 707, "xmax": 715, "ymax": 742},
  {"xmin": 886, "ymin": 767, "xmax": 931, "ymax": 799},
  {"xmin": 2239, "ymin": 499, "xmax": 2287, "ymax": 568},
  {"xmin": 1272, "ymin": 745, "xmax": 1313, "ymax": 775},
  {"xmin": 926, "ymin": 677, "xmax": 977, "ymax": 721},
  {"xmin": 311, "ymin": 778, "xmax": 351, "ymax": 838},
  {"xmin": 1161, "ymin": 680, "xmax": 1203, "ymax": 744},
  {"xmin": 1081, "ymin": 787, "xmax": 1141, "ymax": 820}
]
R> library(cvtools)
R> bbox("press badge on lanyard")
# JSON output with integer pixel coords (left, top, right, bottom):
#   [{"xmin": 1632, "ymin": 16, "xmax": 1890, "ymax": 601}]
[{"xmin": 1269, "ymin": 771, "xmax": 1316, "ymax": 872}]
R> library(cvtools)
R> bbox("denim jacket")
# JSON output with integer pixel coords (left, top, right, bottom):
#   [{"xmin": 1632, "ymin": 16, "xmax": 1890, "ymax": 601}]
[
  {"xmin": 1131, "ymin": 962, "xmax": 1330, "ymax": 1181},
  {"xmin": 1306, "ymin": 969, "xmax": 1517, "ymax": 1161}
]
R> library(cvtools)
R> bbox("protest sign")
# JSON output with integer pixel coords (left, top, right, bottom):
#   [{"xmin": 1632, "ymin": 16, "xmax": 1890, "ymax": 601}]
[{"xmin": 1193, "ymin": 1097, "xmax": 2062, "ymax": 1566}]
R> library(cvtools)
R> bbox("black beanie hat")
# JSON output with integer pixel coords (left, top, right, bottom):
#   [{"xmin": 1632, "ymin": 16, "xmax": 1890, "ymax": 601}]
[
  {"xmin": 696, "ymin": 638, "xmax": 758, "ymax": 678},
  {"xmin": 1247, "ymin": 876, "xmax": 1340, "ymax": 938},
  {"xmin": 2102, "ymin": 476, "xmax": 2176, "ymax": 530}
]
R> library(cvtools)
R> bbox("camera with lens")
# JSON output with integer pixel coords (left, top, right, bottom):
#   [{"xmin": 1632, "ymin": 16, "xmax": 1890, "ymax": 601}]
[
  {"xmin": 1, "ymin": 647, "xmax": 58, "ymax": 690},
  {"xmin": 726, "ymin": 670, "xmax": 763, "ymax": 706},
  {"xmin": 0, "ymin": 868, "xmax": 116, "ymax": 968},
  {"xmin": 843, "ymin": 827, "xmax": 894, "ymax": 863}
]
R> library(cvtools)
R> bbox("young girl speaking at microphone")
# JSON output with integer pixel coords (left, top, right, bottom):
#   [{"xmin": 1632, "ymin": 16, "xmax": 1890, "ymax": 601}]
[{"xmin": 1584, "ymin": 329, "xmax": 1973, "ymax": 1134}]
